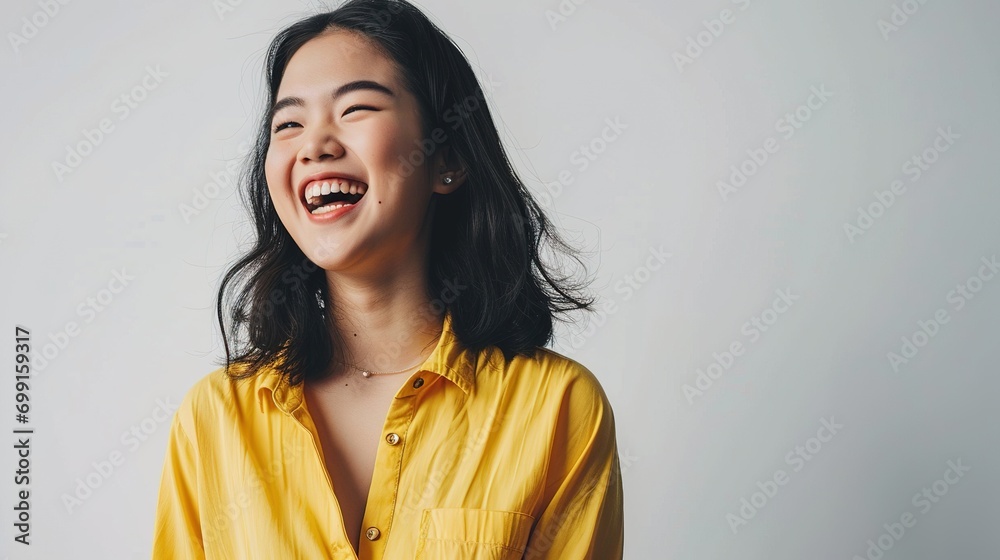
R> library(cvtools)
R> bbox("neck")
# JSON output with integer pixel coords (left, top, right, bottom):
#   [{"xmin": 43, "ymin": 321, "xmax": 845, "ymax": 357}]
[{"xmin": 323, "ymin": 260, "xmax": 444, "ymax": 384}]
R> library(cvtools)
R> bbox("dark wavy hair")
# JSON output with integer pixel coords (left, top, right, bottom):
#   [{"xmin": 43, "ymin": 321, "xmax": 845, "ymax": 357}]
[{"xmin": 216, "ymin": 0, "xmax": 595, "ymax": 386}]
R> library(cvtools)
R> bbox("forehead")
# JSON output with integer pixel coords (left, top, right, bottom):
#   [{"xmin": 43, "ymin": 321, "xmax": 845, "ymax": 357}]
[{"xmin": 277, "ymin": 29, "xmax": 398, "ymax": 94}]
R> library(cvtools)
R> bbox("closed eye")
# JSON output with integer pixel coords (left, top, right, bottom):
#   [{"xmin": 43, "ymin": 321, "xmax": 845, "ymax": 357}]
[
  {"xmin": 271, "ymin": 105, "xmax": 378, "ymax": 133},
  {"xmin": 343, "ymin": 104, "xmax": 377, "ymax": 116}
]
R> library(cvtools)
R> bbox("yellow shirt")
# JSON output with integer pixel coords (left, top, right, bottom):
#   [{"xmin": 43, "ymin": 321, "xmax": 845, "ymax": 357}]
[{"xmin": 152, "ymin": 311, "xmax": 624, "ymax": 559}]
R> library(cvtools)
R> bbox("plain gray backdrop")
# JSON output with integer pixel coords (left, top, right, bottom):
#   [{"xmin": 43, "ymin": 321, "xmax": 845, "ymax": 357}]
[{"xmin": 1, "ymin": 0, "xmax": 998, "ymax": 558}]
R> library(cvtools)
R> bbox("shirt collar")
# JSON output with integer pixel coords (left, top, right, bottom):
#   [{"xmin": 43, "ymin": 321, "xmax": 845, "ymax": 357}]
[{"xmin": 255, "ymin": 310, "xmax": 477, "ymax": 414}]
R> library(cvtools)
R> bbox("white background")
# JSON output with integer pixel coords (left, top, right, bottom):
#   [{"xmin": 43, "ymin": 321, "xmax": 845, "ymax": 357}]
[{"xmin": 1, "ymin": 0, "xmax": 998, "ymax": 558}]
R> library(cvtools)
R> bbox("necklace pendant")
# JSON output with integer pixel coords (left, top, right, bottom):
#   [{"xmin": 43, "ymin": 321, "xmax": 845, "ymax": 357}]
[{"xmin": 361, "ymin": 370, "xmax": 372, "ymax": 378}]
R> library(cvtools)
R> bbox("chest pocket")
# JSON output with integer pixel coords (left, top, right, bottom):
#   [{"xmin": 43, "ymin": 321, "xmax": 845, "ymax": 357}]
[{"xmin": 414, "ymin": 508, "xmax": 535, "ymax": 559}]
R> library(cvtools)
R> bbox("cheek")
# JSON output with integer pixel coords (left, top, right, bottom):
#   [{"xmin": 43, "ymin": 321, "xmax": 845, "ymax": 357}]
[
  {"xmin": 264, "ymin": 149, "xmax": 292, "ymax": 200},
  {"xmin": 369, "ymin": 120, "xmax": 420, "ymax": 176},
  {"xmin": 263, "ymin": 153, "xmax": 303, "ymax": 231}
]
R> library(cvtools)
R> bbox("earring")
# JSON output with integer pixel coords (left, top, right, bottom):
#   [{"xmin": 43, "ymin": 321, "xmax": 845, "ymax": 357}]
[{"xmin": 443, "ymin": 176, "xmax": 453, "ymax": 184}]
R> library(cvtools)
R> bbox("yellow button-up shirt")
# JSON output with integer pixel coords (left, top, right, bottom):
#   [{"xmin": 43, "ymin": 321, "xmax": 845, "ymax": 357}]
[{"xmin": 152, "ymin": 311, "xmax": 624, "ymax": 559}]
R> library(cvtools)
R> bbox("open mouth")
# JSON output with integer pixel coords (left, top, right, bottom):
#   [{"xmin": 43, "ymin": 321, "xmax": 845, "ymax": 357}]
[{"xmin": 302, "ymin": 179, "xmax": 367, "ymax": 215}]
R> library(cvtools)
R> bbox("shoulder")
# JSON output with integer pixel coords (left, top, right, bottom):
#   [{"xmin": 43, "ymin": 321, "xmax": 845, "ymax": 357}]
[
  {"xmin": 171, "ymin": 365, "xmax": 269, "ymax": 445},
  {"xmin": 500, "ymin": 348, "xmax": 620, "ymax": 486},
  {"xmin": 509, "ymin": 346, "xmax": 610, "ymax": 395},
  {"xmin": 490, "ymin": 346, "xmax": 616, "ymax": 427}
]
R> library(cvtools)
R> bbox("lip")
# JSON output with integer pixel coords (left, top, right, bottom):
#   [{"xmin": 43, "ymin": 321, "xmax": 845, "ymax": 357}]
[
  {"xmin": 297, "ymin": 170, "xmax": 368, "ymax": 206},
  {"xmin": 305, "ymin": 191, "xmax": 366, "ymax": 223}
]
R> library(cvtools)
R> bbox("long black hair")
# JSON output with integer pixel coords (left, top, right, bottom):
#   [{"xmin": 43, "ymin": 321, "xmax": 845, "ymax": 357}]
[{"xmin": 217, "ymin": 0, "xmax": 595, "ymax": 386}]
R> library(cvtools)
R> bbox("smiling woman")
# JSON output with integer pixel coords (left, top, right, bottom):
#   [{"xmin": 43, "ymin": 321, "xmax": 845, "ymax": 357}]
[{"xmin": 152, "ymin": 1, "xmax": 624, "ymax": 559}]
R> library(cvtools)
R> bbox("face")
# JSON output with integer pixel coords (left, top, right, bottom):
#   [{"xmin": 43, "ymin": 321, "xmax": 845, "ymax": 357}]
[{"xmin": 264, "ymin": 29, "xmax": 462, "ymax": 276}]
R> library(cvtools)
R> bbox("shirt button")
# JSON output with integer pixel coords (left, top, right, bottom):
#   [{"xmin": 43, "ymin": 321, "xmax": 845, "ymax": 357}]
[
  {"xmin": 365, "ymin": 527, "xmax": 381, "ymax": 540},
  {"xmin": 413, "ymin": 377, "xmax": 424, "ymax": 388},
  {"xmin": 386, "ymin": 433, "xmax": 400, "ymax": 445}
]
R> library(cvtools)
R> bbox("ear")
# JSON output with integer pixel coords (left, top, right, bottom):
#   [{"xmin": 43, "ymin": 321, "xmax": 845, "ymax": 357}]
[{"xmin": 431, "ymin": 144, "xmax": 467, "ymax": 195}]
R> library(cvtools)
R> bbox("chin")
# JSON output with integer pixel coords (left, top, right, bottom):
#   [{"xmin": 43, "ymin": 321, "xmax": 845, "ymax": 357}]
[{"xmin": 298, "ymin": 238, "xmax": 352, "ymax": 268}]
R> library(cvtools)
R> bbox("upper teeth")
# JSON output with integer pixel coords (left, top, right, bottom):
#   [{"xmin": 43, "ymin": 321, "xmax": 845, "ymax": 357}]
[{"xmin": 305, "ymin": 180, "xmax": 367, "ymax": 204}]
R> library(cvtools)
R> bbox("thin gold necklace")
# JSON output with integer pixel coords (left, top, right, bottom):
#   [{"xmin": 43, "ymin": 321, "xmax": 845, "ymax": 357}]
[
  {"xmin": 338, "ymin": 321, "xmax": 442, "ymax": 378},
  {"xmin": 342, "ymin": 348, "xmax": 434, "ymax": 378}
]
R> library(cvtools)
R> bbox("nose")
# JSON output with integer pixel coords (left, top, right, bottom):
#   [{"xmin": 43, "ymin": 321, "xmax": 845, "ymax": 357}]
[{"xmin": 298, "ymin": 124, "xmax": 346, "ymax": 163}]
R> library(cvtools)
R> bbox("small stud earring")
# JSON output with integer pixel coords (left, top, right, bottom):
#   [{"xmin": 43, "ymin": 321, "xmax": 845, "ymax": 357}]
[{"xmin": 443, "ymin": 176, "xmax": 453, "ymax": 184}]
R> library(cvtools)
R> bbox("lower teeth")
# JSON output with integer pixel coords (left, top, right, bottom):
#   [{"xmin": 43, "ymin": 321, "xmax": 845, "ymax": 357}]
[{"xmin": 312, "ymin": 202, "xmax": 353, "ymax": 215}]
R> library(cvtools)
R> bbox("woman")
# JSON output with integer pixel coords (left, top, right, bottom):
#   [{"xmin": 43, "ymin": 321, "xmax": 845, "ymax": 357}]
[{"xmin": 152, "ymin": 1, "xmax": 624, "ymax": 558}]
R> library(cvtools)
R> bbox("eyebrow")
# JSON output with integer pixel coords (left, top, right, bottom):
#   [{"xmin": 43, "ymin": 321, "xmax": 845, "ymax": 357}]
[{"xmin": 269, "ymin": 80, "xmax": 395, "ymax": 122}]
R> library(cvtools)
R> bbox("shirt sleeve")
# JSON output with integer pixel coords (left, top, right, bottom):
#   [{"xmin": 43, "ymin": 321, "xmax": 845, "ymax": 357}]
[
  {"xmin": 152, "ymin": 407, "xmax": 206, "ymax": 560},
  {"xmin": 523, "ymin": 367, "xmax": 625, "ymax": 559}
]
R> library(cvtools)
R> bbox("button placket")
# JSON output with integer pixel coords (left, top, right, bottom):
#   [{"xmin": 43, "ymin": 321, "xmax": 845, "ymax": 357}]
[{"xmin": 358, "ymin": 395, "xmax": 416, "ymax": 558}]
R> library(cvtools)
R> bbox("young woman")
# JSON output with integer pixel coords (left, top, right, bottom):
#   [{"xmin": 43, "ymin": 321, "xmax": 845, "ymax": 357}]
[{"xmin": 152, "ymin": 1, "xmax": 623, "ymax": 558}]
